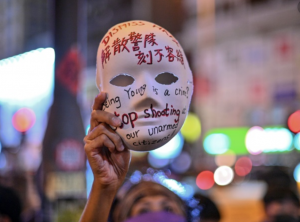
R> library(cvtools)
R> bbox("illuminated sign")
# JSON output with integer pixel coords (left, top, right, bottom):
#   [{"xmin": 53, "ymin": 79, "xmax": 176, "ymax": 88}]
[
  {"xmin": 0, "ymin": 48, "xmax": 55, "ymax": 147},
  {"xmin": 203, "ymin": 128, "xmax": 249, "ymax": 155},
  {"xmin": 203, "ymin": 126, "xmax": 297, "ymax": 155},
  {"xmin": 247, "ymin": 127, "xmax": 293, "ymax": 153},
  {"xmin": 0, "ymin": 48, "xmax": 55, "ymax": 106}
]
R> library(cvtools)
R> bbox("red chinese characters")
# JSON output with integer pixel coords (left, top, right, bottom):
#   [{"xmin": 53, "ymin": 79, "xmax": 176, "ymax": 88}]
[
  {"xmin": 112, "ymin": 37, "xmax": 130, "ymax": 55},
  {"xmin": 135, "ymin": 51, "xmax": 153, "ymax": 65},
  {"xmin": 129, "ymin": 32, "xmax": 142, "ymax": 51},
  {"xmin": 165, "ymin": 46, "xmax": 176, "ymax": 62},
  {"xmin": 154, "ymin": 49, "xmax": 164, "ymax": 62},
  {"xmin": 176, "ymin": 49, "xmax": 184, "ymax": 66},
  {"xmin": 101, "ymin": 32, "xmax": 185, "ymax": 68},
  {"xmin": 144, "ymin": 33, "xmax": 158, "ymax": 48},
  {"xmin": 101, "ymin": 46, "xmax": 111, "ymax": 68}
]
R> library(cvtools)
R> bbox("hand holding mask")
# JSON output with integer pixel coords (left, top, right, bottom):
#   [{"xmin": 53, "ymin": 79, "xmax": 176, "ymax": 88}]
[{"xmin": 96, "ymin": 20, "xmax": 193, "ymax": 151}]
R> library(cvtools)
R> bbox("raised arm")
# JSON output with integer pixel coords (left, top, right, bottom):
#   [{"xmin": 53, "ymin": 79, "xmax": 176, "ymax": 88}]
[{"xmin": 79, "ymin": 93, "xmax": 131, "ymax": 222}]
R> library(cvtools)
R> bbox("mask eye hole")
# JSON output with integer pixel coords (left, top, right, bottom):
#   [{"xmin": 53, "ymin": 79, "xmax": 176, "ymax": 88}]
[
  {"xmin": 110, "ymin": 74, "xmax": 135, "ymax": 87},
  {"xmin": 155, "ymin": 72, "xmax": 178, "ymax": 85}
]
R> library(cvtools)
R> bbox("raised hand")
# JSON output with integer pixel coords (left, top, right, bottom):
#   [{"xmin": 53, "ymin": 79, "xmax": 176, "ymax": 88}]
[{"xmin": 84, "ymin": 92, "xmax": 131, "ymax": 190}]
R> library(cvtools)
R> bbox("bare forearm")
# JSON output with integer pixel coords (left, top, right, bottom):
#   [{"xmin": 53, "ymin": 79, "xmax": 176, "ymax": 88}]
[{"xmin": 79, "ymin": 182, "xmax": 118, "ymax": 222}]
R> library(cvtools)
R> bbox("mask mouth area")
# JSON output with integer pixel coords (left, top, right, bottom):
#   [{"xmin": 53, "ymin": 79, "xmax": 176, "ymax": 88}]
[
  {"xmin": 155, "ymin": 72, "xmax": 178, "ymax": 85},
  {"xmin": 110, "ymin": 73, "xmax": 135, "ymax": 87}
]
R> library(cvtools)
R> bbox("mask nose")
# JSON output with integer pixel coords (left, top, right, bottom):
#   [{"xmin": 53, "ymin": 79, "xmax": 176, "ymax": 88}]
[{"xmin": 130, "ymin": 71, "xmax": 164, "ymax": 112}]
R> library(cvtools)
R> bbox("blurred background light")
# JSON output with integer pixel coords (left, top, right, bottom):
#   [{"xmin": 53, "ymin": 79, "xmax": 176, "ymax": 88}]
[
  {"xmin": 293, "ymin": 163, "xmax": 300, "ymax": 182},
  {"xmin": 294, "ymin": 133, "xmax": 300, "ymax": 150},
  {"xmin": 170, "ymin": 151, "xmax": 192, "ymax": 173},
  {"xmin": 203, "ymin": 133, "xmax": 229, "ymax": 155},
  {"xmin": 246, "ymin": 126, "xmax": 293, "ymax": 154},
  {"xmin": 0, "ymin": 48, "xmax": 55, "ymax": 106},
  {"xmin": 245, "ymin": 126, "xmax": 264, "ymax": 155},
  {"xmin": 288, "ymin": 110, "xmax": 300, "ymax": 133},
  {"xmin": 262, "ymin": 128, "xmax": 293, "ymax": 153},
  {"xmin": 12, "ymin": 108, "xmax": 36, "ymax": 132},
  {"xmin": 152, "ymin": 171, "xmax": 194, "ymax": 200},
  {"xmin": 148, "ymin": 154, "xmax": 169, "ymax": 168},
  {"xmin": 196, "ymin": 171, "xmax": 214, "ymax": 190},
  {"xmin": 215, "ymin": 150, "xmax": 237, "ymax": 167},
  {"xmin": 234, "ymin": 157, "xmax": 252, "ymax": 176},
  {"xmin": 161, "ymin": 178, "xmax": 186, "ymax": 198},
  {"xmin": 204, "ymin": 128, "xmax": 249, "ymax": 155},
  {"xmin": 214, "ymin": 166, "xmax": 234, "ymax": 186},
  {"xmin": 129, "ymin": 170, "xmax": 143, "ymax": 184},
  {"xmin": 181, "ymin": 112, "xmax": 201, "ymax": 143},
  {"xmin": 181, "ymin": 183, "xmax": 194, "ymax": 200},
  {"xmin": 182, "ymin": 176, "xmax": 198, "ymax": 194},
  {"xmin": 85, "ymin": 124, "xmax": 90, "ymax": 135},
  {"xmin": 86, "ymin": 161, "xmax": 93, "ymax": 197},
  {"xmin": 0, "ymin": 153, "xmax": 7, "ymax": 170},
  {"xmin": 149, "ymin": 133, "xmax": 184, "ymax": 159}
]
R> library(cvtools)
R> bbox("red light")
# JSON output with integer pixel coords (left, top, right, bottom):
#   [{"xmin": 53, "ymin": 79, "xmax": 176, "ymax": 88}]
[
  {"xmin": 288, "ymin": 111, "xmax": 300, "ymax": 133},
  {"xmin": 235, "ymin": 157, "xmax": 252, "ymax": 176},
  {"xmin": 12, "ymin": 108, "xmax": 36, "ymax": 132},
  {"xmin": 196, "ymin": 171, "xmax": 214, "ymax": 190}
]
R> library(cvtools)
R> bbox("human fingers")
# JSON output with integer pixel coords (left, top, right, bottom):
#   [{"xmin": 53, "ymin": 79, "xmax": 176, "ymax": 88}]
[
  {"xmin": 87, "ymin": 123, "xmax": 124, "ymax": 152},
  {"xmin": 90, "ymin": 109, "xmax": 122, "ymax": 132},
  {"xmin": 92, "ymin": 92, "xmax": 107, "ymax": 110},
  {"xmin": 84, "ymin": 133, "xmax": 116, "ymax": 156},
  {"xmin": 90, "ymin": 92, "xmax": 107, "ymax": 131}
]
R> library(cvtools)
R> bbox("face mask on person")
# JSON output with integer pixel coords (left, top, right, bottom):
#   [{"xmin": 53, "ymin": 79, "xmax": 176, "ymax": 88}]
[
  {"xmin": 96, "ymin": 20, "xmax": 193, "ymax": 151},
  {"xmin": 124, "ymin": 211, "xmax": 187, "ymax": 222}
]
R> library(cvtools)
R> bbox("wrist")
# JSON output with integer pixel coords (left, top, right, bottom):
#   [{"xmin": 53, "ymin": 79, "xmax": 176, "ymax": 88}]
[
  {"xmin": 92, "ymin": 179, "xmax": 121, "ymax": 194},
  {"xmin": 81, "ymin": 179, "xmax": 119, "ymax": 222}
]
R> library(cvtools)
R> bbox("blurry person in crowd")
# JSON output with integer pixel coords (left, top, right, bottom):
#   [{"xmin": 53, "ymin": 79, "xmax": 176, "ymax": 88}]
[
  {"xmin": 0, "ymin": 184, "xmax": 22, "ymax": 222},
  {"xmin": 259, "ymin": 167, "xmax": 298, "ymax": 192},
  {"xmin": 262, "ymin": 188, "xmax": 300, "ymax": 222},
  {"xmin": 110, "ymin": 180, "xmax": 187, "ymax": 222},
  {"xmin": 193, "ymin": 194, "xmax": 221, "ymax": 222},
  {"xmin": 79, "ymin": 93, "xmax": 188, "ymax": 222}
]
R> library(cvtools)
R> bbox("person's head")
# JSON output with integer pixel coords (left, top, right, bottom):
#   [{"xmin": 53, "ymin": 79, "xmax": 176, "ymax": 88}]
[
  {"xmin": 0, "ymin": 185, "xmax": 22, "ymax": 222},
  {"xmin": 113, "ymin": 181, "xmax": 187, "ymax": 222},
  {"xmin": 96, "ymin": 20, "xmax": 193, "ymax": 151},
  {"xmin": 262, "ymin": 188, "xmax": 300, "ymax": 222}
]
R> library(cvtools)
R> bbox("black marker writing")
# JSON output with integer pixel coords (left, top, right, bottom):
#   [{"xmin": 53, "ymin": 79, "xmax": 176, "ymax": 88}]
[
  {"xmin": 164, "ymin": 89, "xmax": 170, "ymax": 96},
  {"xmin": 175, "ymin": 87, "xmax": 189, "ymax": 98},
  {"xmin": 144, "ymin": 103, "xmax": 180, "ymax": 123},
  {"xmin": 133, "ymin": 130, "xmax": 176, "ymax": 146},
  {"xmin": 148, "ymin": 123, "xmax": 178, "ymax": 136},
  {"xmin": 103, "ymin": 96, "xmax": 121, "ymax": 110},
  {"xmin": 153, "ymin": 86, "xmax": 158, "ymax": 95},
  {"xmin": 126, "ymin": 130, "xmax": 140, "ymax": 140},
  {"xmin": 124, "ymin": 84, "xmax": 146, "ymax": 99}
]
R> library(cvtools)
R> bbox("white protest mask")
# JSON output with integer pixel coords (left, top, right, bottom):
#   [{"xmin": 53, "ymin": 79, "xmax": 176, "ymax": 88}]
[{"xmin": 96, "ymin": 20, "xmax": 193, "ymax": 151}]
